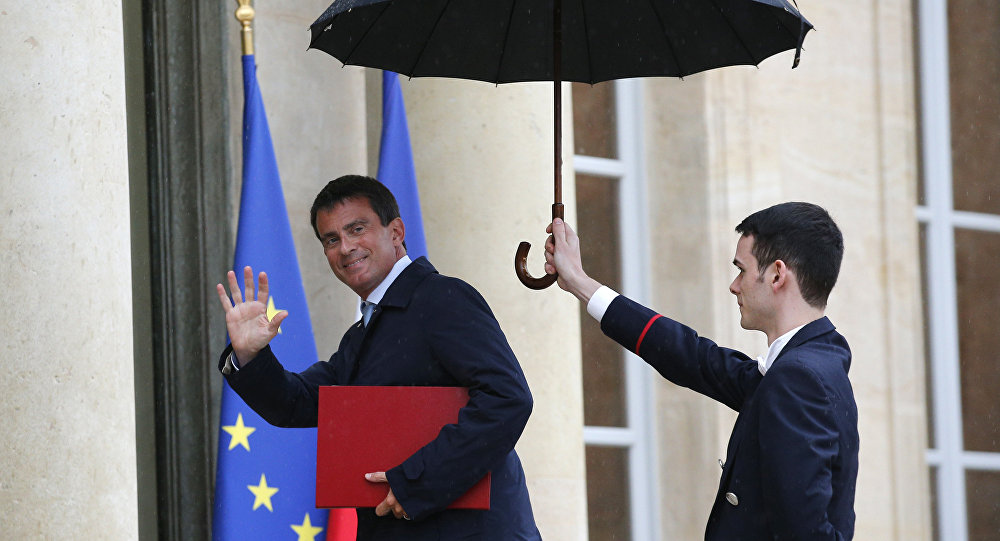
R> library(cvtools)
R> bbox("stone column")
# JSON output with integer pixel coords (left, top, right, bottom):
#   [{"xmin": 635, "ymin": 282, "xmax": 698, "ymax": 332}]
[
  {"xmin": 0, "ymin": 2, "xmax": 138, "ymax": 539},
  {"xmin": 643, "ymin": 74, "xmax": 732, "ymax": 540},
  {"xmin": 399, "ymin": 77, "xmax": 589, "ymax": 540}
]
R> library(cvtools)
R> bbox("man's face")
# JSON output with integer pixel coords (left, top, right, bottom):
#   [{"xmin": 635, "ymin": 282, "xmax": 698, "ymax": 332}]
[
  {"xmin": 729, "ymin": 235, "xmax": 775, "ymax": 332},
  {"xmin": 315, "ymin": 197, "xmax": 405, "ymax": 299}
]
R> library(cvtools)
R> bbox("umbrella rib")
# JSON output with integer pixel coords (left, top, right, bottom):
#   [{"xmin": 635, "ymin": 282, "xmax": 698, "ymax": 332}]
[
  {"xmin": 645, "ymin": 0, "xmax": 686, "ymax": 76},
  {"xmin": 342, "ymin": 2, "xmax": 393, "ymax": 67},
  {"xmin": 494, "ymin": 0, "xmax": 520, "ymax": 83},
  {"xmin": 579, "ymin": 0, "xmax": 594, "ymax": 83},
  {"xmin": 773, "ymin": 2, "xmax": 809, "ymax": 67},
  {"xmin": 774, "ymin": 3, "xmax": 804, "ymax": 42},
  {"xmin": 406, "ymin": 0, "xmax": 453, "ymax": 77},
  {"xmin": 706, "ymin": 0, "xmax": 761, "ymax": 66}
]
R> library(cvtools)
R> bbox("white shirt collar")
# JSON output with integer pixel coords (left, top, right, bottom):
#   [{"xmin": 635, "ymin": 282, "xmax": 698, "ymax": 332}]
[
  {"xmin": 757, "ymin": 323, "xmax": 806, "ymax": 375},
  {"xmin": 362, "ymin": 254, "xmax": 412, "ymax": 306}
]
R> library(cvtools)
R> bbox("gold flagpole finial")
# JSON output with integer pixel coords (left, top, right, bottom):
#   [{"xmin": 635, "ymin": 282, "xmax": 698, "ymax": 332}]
[{"xmin": 235, "ymin": 0, "xmax": 255, "ymax": 56}]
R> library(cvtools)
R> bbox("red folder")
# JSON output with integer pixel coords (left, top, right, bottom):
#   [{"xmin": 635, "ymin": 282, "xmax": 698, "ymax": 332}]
[{"xmin": 316, "ymin": 385, "xmax": 491, "ymax": 509}]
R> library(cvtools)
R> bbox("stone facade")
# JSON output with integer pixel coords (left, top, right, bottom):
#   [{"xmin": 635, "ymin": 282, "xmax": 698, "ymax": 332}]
[{"xmin": 0, "ymin": 0, "xmax": 930, "ymax": 539}]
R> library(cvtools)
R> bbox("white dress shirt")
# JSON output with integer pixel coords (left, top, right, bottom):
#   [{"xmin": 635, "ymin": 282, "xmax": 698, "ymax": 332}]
[
  {"xmin": 362, "ymin": 254, "xmax": 412, "ymax": 305},
  {"xmin": 755, "ymin": 324, "xmax": 805, "ymax": 375}
]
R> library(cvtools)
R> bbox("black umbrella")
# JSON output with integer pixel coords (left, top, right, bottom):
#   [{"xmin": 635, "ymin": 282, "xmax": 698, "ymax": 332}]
[{"xmin": 309, "ymin": 0, "xmax": 813, "ymax": 289}]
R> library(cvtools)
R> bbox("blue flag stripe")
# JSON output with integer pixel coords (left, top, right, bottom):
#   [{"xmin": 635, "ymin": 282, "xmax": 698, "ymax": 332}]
[{"xmin": 377, "ymin": 71, "xmax": 427, "ymax": 260}]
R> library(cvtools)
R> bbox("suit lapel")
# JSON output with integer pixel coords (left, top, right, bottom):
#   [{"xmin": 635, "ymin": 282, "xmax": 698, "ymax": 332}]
[
  {"xmin": 378, "ymin": 256, "xmax": 436, "ymax": 310},
  {"xmin": 345, "ymin": 257, "xmax": 438, "ymax": 383},
  {"xmin": 772, "ymin": 316, "xmax": 835, "ymax": 365},
  {"xmin": 342, "ymin": 323, "xmax": 365, "ymax": 383}
]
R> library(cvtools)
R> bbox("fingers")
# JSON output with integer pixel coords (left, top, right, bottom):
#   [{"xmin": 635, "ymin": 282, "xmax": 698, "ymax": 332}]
[
  {"xmin": 374, "ymin": 495, "xmax": 391, "ymax": 517},
  {"xmin": 550, "ymin": 217, "xmax": 565, "ymax": 241},
  {"xmin": 222, "ymin": 267, "xmax": 267, "ymax": 307},
  {"xmin": 382, "ymin": 492, "xmax": 406, "ymax": 519},
  {"xmin": 242, "ymin": 266, "xmax": 255, "ymax": 304},
  {"xmin": 226, "ymin": 270, "xmax": 243, "ymax": 304},
  {"xmin": 545, "ymin": 218, "xmax": 578, "ymax": 255},
  {"xmin": 553, "ymin": 217, "xmax": 576, "ymax": 242},
  {"xmin": 216, "ymin": 283, "xmax": 234, "ymax": 312},
  {"xmin": 547, "ymin": 218, "xmax": 570, "ymax": 249},
  {"xmin": 219, "ymin": 267, "xmax": 279, "ymax": 315},
  {"xmin": 257, "ymin": 271, "xmax": 270, "ymax": 306},
  {"xmin": 366, "ymin": 473, "xmax": 409, "ymax": 519}
]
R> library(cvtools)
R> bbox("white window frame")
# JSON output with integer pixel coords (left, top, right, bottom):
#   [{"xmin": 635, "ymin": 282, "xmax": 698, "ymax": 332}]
[
  {"xmin": 917, "ymin": 2, "xmax": 1000, "ymax": 539},
  {"xmin": 575, "ymin": 79, "xmax": 661, "ymax": 541}
]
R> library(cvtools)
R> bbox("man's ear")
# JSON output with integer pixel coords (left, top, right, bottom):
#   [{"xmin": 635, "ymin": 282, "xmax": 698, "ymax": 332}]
[
  {"xmin": 390, "ymin": 217, "xmax": 405, "ymax": 241},
  {"xmin": 771, "ymin": 260, "xmax": 789, "ymax": 290}
]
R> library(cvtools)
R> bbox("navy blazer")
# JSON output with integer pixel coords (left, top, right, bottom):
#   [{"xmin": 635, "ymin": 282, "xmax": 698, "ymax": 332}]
[
  {"xmin": 221, "ymin": 257, "xmax": 541, "ymax": 540},
  {"xmin": 601, "ymin": 295, "xmax": 858, "ymax": 540}
]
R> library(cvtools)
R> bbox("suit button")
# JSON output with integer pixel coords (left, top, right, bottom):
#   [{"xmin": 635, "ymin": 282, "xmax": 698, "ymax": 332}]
[{"xmin": 725, "ymin": 492, "xmax": 739, "ymax": 506}]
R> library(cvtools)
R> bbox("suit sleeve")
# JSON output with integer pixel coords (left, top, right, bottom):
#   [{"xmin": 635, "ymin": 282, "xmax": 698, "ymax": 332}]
[
  {"xmin": 385, "ymin": 279, "xmax": 533, "ymax": 520},
  {"xmin": 757, "ymin": 359, "xmax": 844, "ymax": 540},
  {"xmin": 219, "ymin": 343, "xmax": 340, "ymax": 428},
  {"xmin": 600, "ymin": 295, "xmax": 761, "ymax": 411}
]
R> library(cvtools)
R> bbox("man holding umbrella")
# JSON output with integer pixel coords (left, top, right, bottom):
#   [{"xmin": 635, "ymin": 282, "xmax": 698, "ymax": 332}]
[{"xmin": 544, "ymin": 203, "xmax": 859, "ymax": 540}]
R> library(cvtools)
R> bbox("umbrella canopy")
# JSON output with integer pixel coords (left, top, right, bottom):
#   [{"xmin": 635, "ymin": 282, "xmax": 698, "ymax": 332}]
[
  {"xmin": 308, "ymin": 0, "xmax": 813, "ymax": 288},
  {"xmin": 309, "ymin": 0, "xmax": 811, "ymax": 83}
]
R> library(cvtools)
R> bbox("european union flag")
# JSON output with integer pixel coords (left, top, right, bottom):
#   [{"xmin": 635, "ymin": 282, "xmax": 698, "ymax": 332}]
[
  {"xmin": 377, "ymin": 71, "xmax": 427, "ymax": 260},
  {"xmin": 212, "ymin": 54, "xmax": 329, "ymax": 541}
]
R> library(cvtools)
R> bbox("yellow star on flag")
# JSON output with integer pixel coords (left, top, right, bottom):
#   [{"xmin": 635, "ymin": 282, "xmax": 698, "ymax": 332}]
[
  {"xmin": 222, "ymin": 412, "xmax": 256, "ymax": 452},
  {"xmin": 267, "ymin": 295, "xmax": 283, "ymax": 334},
  {"xmin": 291, "ymin": 513, "xmax": 324, "ymax": 541},
  {"xmin": 247, "ymin": 473, "xmax": 279, "ymax": 512}
]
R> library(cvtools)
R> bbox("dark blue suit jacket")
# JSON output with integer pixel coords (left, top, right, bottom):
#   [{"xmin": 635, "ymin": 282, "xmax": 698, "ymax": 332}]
[
  {"xmin": 221, "ymin": 257, "xmax": 541, "ymax": 540},
  {"xmin": 601, "ymin": 295, "xmax": 858, "ymax": 540}
]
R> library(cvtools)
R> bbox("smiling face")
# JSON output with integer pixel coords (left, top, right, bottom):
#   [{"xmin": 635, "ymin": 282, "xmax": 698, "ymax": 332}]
[
  {"xmin": 729, "ymin": 234, "xmax": 776, "ymax": 333},
  {"xmin": 315, "ymin": 197, "xmax": 405, "ymax": 299}
]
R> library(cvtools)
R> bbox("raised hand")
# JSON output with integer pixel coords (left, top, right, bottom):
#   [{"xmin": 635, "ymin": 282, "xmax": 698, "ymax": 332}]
[
  {"xmin": 544, "ymin": 218, "xmax": 601, "ymax": 303},
  {"xmin": 216, "ymin": 266, "xmax": 288, "ymax": 365}
]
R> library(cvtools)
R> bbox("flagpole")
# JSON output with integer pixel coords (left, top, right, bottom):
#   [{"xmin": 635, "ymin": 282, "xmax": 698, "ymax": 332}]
[{"xmin": 235, "ymin": 0, "xmax": 255, "ymax": 56}]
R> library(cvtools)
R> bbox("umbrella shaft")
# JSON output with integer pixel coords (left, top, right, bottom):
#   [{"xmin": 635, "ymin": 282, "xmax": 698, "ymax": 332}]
[
  {"xmin": 554, "ymin": 80, "xmax": 561, "ymax": 206},
  {"xmin": 553, "ymin": 0, "xmax": 562, "ymax": 207}
]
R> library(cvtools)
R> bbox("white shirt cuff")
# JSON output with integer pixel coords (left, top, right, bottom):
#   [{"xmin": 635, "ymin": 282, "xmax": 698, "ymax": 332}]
[
  {"xmin": 586, "ymin": 285, "xmax": 620, "ymax": 323},
  {"xmin": 222, "ymin": 352, "xmax": 241, "ymax": 375}
]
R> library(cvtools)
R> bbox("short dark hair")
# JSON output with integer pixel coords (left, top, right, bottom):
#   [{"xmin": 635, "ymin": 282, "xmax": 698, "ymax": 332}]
[
  {"xmin": 735, "ymin": 202, "xmax": 843, "ymax": 308},
  {"xmin": 310, "ymin": 175, "xmax": 402, "ymax": 241}
]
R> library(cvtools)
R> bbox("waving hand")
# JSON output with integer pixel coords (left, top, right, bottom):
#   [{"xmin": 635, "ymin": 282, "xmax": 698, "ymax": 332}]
[{"xmin": 216, "ymin": 266, "xmax": 287, "ymax": 365}]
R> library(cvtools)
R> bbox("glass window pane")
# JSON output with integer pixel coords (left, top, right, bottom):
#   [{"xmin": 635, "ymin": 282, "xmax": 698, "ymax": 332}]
[
  {"xmin": 920, "ymin": 224, "xmax": 936, "ymax": 449},
  {"xmin": 581, "ymin": 315, "xmax": 626, "ymax": 427},
  {"xmin": 586, "ymin": 445, "xmax": 631, "ymax": 540},
  {"xmin": 578, "ymin": 174, "xmax": 625, "ymax": 427},
  {"xmin": 948, "ymin": 0, "xmax": 1000, "ymax": 214},
  {"xmin": 576, "ymin": 175, "xmax": 622, "ymax": 290},
  {"xmin": 954, "ymin": 229, "xmax": 1000, "ymax": 452},
  {"xmin": 572, "ymin": 82, "xmax": 618, "ymax": 159},
  {"xmin": 966, "ymin": 469, "xmax": 1000, "ymax": 541}
]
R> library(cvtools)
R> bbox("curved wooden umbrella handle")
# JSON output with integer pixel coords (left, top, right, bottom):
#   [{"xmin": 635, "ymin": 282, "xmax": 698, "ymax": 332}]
[{"xmin": 514, "ymin": 204, "xmax": 563, "ymax": 290}]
